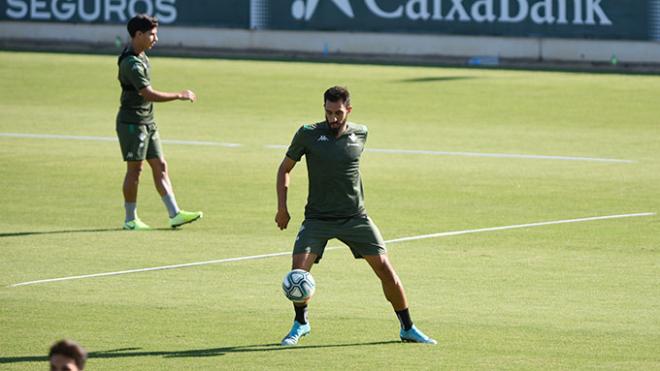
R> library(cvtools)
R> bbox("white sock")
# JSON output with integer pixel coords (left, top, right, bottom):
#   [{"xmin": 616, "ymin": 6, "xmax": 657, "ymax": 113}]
[
  {"xmin": 125, "ymin": 202, "xmax": 137, "ymax": 223},
  {"xmin": 161, "ymin": 194, "xmax": 180, "ymax": 218}
]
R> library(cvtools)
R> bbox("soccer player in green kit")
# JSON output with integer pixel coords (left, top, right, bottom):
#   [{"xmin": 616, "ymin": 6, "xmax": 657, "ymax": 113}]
[
  {"xmin": 116, "ymin": 14, "xmax": 202, "ymax": 230},
  {"xmin": 275, "ymin": 86, "xmax": 436, "ymax": 345}
]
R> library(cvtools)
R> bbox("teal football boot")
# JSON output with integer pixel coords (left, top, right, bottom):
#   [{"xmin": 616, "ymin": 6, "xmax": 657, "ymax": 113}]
[
  {"xmin": 400, "ymin": 325, "xmax": 437, "ymax": 344},
  {"xmin": 281, "ymin": 321, "xmax": 311, "ymax": 346}
]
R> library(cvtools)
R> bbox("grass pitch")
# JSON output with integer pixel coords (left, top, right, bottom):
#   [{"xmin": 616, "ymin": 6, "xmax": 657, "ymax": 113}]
[{"xmin": 0, "ymin": 51, "xmax": 659, "ymax": 370}]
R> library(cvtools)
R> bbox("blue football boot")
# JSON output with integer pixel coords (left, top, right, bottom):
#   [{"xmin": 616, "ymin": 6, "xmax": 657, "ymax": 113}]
[
  {"xmin": 400, "ymin": 325, "xmax": 437, "ymax": 344},
  {"xmin": 281, "ymin": 320, "xmax": 311, "ymax": 346}
]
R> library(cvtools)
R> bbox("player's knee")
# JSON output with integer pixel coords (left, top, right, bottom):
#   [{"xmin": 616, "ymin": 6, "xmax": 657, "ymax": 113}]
[
  {"xmin": 152, "ymin": 159, "xmax": 168, "ymax": 175},
  {"xmin": 126, "ymin": 166, "xmax": 143, "ymax": 178},
  {"xmin": 375, "ymin": 265, "xmax": 400, "ymax": 286},
  {"xmin": 384, "ymin": 273, "xmax": 402, "ymax": 288},
  {"xmin": 292, "ymin": 253, "xmax": 316, "ymax": 271}
]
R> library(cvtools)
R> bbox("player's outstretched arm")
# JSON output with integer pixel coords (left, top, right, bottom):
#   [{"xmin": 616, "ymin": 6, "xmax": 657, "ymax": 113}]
[
  {"xmin": 275, "ymin": 157, "xmax": 297, "ymax": 230},
  {"xmin": 139, "ymin": 86, "xmax": 197, "ymax": 103}
]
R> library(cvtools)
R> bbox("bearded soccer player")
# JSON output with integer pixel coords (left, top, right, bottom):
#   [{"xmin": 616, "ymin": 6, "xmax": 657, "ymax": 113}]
[
  {"xmin": 275, "ymin": 86, "xmax": 436, "ymax": 345},
  {"xmin": 116, "ymin": 14, "xmax": 202, "ymax": 230}
]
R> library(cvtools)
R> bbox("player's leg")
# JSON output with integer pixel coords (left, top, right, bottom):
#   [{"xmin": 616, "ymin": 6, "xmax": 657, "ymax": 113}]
[
  {"xmin": 281, "ymin": 252, "xmax": 318, "ymax": 346},
  {"xmin": 146, "ymin": 156, "xmax": 172, "ymax": 197},
  {"xmin": 340, "ymin": 215, "xmax": 406, "ymax": 308},
  {"xmin": 363, "ymin": 254, "xmax": 407, "ymax": 311},
  {"xmin": 146, "ymin": 156, "xmax": 179, "ymax": 216},
  {"xmin": 282, "ymin": 220, "xmax": 329, "ymax": 346},
  {"xmin": 291, "ymin": 252, "xmax": 318, "ymax": 322},
  {"xmin": 292, "ymin": 253, "xmax": 317, "ymax": 281},
  {"xmin": 117, "ymin": 122, "xmax": 150, "ymax": 230},
  {"xmin": 121, "ymin": 161, "xmax": 150, "ymax": 229},
  {"xmin": 144, "ymin": 126, "xmax": 176, "ymax": 204},
  {"xmin": 342, "ymin": 215, "xmax": 437, "ymax": 344},
  {"xmin": 363, "ymin": 253, "xmax": 412, "ymax": 330},
  {"xmin": 123, "ymin": 160, "xmax": 143, "ymax": 204},
  {"xmin": 145, "ymin": 124, "xmax": 202, "ymax": 228},
  {"xmin": 363, "ymin": 255, "xmax": 436, "ymax": 344}
]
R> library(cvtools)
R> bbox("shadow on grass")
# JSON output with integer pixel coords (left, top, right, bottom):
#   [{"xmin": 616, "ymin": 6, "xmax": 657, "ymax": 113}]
[
  {"xmin": 399, "ymin": 76, "xmax": 476, "ymax": 83},
  {"xmin": 0, "ymin": 341, "xmax": 401, "ymax": 363},
  {"xmin": 0, "ymin": 228, "xmax": 174, "ymax": 238}
]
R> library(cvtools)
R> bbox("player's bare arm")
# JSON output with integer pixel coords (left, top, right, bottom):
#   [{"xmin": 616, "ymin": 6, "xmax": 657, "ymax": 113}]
[
  {"xmin": 139, "ymin": 86, "xmax": 196, "ymax": 103},
  {"xmin": 275, "ymin": 156, "xmax": 297, "ymax": 230}
]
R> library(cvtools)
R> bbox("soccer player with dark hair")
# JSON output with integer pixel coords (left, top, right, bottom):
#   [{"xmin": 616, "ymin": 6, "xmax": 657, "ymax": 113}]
[
  {"xmin": 48, "ymin": 339, "xmax": 87, "ymax": 371},
  {"xmin": 116, "ymin": 14, "xmax": 202, "ymax": 230},
  {"xmin": 275, "ymin": 86, "xmax": 436, "ymax": 345}
]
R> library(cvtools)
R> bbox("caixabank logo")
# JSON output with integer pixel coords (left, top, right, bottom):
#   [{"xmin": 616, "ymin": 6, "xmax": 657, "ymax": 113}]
[
  {"xmin": 290, "ymin": 0, "xmax": 613, "ymax": 26},
  {"xmin": 279, "ymin": 0, "xmax": 656, "ymax": 40}
]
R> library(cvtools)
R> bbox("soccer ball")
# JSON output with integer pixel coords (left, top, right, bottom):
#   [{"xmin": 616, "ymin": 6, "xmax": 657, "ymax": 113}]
[{"xmin": 282, "ymin": 269, "xmax": 316, "ymax": 303}]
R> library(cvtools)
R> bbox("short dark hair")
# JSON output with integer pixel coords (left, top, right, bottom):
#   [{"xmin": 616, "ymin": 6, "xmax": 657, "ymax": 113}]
[
  {"xmin": 49, "ymin": 340, "xmax": 87, "ymax": 370},
  {"xmin": 127, "ymin": 14, "xmax": 158, "ymax": 38},
  {"xmin": 324, "ymin": 86, "xmax": 351, "ymax": 107}
]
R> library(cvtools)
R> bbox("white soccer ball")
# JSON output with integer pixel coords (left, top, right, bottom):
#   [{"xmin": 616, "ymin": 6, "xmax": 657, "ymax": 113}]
[{"xmin": 282, "ymin": 269, "xmax": 316, "ymax": 303}]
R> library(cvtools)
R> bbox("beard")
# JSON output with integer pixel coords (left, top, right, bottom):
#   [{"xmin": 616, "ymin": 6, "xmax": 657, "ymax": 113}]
[{"xmin": 327, "ymin": 119, "xmax": 346, "ymax": 136}]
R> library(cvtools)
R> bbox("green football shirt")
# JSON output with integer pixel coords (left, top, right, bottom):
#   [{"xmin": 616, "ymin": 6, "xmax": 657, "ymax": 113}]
[
  {"xmin": 116, "ymin": 47, "xmax": 154, "ymax": 124},
  {"xmin": 286, "ymin": 121, "xmax": 368, "ymax": 219}
]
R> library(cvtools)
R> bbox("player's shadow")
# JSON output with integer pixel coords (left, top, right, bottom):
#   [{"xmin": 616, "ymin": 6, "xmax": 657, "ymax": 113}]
[
  {"xmin": 399, "ymin": 76, "xmax": 476, "ymax": 83},
  {"xmin": 0, "ymin": 341, "xmax": 401, "ymax": 364},
  {"xmin": 0, "ymin": 227, "xmax": 173, "ymax": 238}
]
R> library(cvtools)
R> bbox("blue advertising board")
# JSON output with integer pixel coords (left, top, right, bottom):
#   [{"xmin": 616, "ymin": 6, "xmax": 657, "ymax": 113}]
[
  {"xmin": 257, "ymin": 0, "xmax": 652, "ymax": 40},
  {"xmin": 0, "ymin": 0, "xmax": 249, "ymax": 28},
  {"xmin": 1, "ymin": 0, "xmax": 658, "ymax": 40}
]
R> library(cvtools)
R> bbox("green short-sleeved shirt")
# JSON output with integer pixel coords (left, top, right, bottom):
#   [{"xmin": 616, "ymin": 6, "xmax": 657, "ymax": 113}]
[
  {"xmin": 116, "ymin": 47, "xmax": 154, "ymax": 125},
  {"xmin": 286, "ymin": 121, "xmax": 368, "ymax": 219}
]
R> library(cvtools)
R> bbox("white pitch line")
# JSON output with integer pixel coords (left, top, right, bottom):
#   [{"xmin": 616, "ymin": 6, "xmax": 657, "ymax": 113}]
[
  {"xmin": 266, "ymin": 144, "xmax": 634, "ymax": 163},
  {"xmin": 0, "ymin": 133, "xmax": 117, "ymax": 142},
  {"xmin": 0, "ymin": 133, "xmax": 241, "ymax": 148},
  {"xmin": 161, "ymin": 139, "xmax": 241, "ymax": 148},
  {"xmin": 365, "ymin": 148, "xmax": 635, "ymax": 164},
  {"xmin": 8, "ymin": 212, "xmax": 655, "ymax": 288},
  {"xmin": 385, "ymin": 212, "xmax": 656, "ymax": 244},
  {"xmin": 0, "ymin": 133, "xmax": 634, "ymax": 163},
  {"xmin": 9, "ymin": 251, "xmax": 291, "ymax": 288}
]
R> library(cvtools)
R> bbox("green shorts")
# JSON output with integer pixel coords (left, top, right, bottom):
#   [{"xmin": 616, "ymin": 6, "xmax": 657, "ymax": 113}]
[
  {"xmin": 293, "ymin": 215, "xmax": 387, "ymax": 263},
  {"xmin": 116, "ymin": 122, "xmax": 163, "ymax": 161}
]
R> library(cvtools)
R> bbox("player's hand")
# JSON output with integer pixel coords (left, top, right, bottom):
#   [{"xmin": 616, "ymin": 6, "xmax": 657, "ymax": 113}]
[
  {"xmin": 179, "ymin": 89, "xmax": 196, "ymax": 103},
  {"xmin": 275, "ymin": 209, "xmax": 291, "ymax": 230}
]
